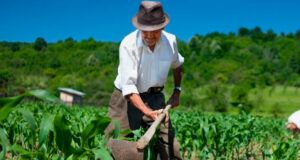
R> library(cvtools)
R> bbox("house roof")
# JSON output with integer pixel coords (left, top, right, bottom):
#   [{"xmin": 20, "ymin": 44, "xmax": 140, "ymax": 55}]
[{"xmin": 58, "ymin": 87, "xmax": 85, "ymax": 96}]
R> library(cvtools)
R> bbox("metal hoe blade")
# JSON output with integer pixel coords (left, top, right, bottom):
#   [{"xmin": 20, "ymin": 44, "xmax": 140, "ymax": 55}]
[{"xmin": 107, "ymin": 139, "xmax": 144, "ymax": 160}]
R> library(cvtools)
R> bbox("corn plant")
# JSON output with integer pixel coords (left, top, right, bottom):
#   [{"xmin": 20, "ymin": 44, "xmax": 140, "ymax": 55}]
[{"xmin": 0, "ymin": 90, "xmax": 113, "ymax": 160}]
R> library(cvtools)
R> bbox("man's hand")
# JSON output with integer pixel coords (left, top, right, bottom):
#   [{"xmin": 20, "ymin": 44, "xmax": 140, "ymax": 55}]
[
  {"xmin": 144, "ymin": 109, "xmax": 163, "ymax": 121},
  {"xmin": 167, "ymin": 91, "xmax": 180, "ymax": 108},
  {"xmin": 128, "ymin": 93, "xmax": 163, "ymax": 121}
]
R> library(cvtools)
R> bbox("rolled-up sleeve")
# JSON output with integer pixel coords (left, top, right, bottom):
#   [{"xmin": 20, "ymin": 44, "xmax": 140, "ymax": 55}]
[
  {"xmin": 171, "ymin": 38, "xmax": 184, "ymax": 69},
  {"xmin": 119, "ymin": 43, "xmax": 139, "ymax": 96}
]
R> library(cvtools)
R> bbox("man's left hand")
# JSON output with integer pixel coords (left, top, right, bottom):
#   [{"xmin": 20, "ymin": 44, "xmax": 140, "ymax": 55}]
[{"xmin": 167, "ymin": 91, "xmax": 180, "ymax": 108}]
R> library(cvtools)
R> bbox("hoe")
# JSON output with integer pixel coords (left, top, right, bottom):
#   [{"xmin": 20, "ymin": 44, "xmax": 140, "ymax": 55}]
[{"xmin": 107, "ymin": 104, "xmax": 171, "ymax": 160}]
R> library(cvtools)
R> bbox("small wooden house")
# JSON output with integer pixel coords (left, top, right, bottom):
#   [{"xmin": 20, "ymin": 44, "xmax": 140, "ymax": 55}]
[{"xmin": 58, "ymin": 88, "xmax": 85, "ymax": 106}]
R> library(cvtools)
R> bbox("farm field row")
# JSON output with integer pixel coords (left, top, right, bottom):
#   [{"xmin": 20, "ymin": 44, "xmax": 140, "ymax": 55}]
[{"xmin": 0, "ymin": 103, "xmax": 300, "ymax": 159}]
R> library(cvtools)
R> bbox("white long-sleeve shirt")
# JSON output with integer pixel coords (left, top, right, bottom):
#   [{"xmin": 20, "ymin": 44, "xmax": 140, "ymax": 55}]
[{"xmin": 114, "ymin": 30, "xmax": 184, "ymax": 96}]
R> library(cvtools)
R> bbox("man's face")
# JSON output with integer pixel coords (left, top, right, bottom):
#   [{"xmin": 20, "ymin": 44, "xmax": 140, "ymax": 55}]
[
  {"xmin": 141, "ymin": 29, "xmax": 162, "ymax": 48},
  {"xmin": 287, "ymin": 122, "xmax": 300, "ymax": 133}
]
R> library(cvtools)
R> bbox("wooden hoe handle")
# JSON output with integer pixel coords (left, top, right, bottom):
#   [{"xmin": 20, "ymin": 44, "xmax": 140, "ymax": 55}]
[{"xmin": 136, "ymin": 104, "xmax": 172, "ymax": 150}]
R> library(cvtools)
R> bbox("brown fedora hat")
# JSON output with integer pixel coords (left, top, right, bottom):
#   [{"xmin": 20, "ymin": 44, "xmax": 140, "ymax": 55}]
[{"xmin": 132, "ymin": 1, "xmax": 170, "ymax": 31}]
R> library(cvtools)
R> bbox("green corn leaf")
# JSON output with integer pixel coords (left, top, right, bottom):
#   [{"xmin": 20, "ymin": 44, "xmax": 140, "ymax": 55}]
[
  {"xmin": 0, "ymin": 89, "xmax": 60, "ymax": 122},
  {"xmin": 18, "ymin": 109, "xmax": 38, "ymax": 151},
  {"xmin": 0, "ymin": 95, "xmax": 24, "ymax": 122},
  {"xmin": 27, "ymin": 89, "xmax": 60, "ymax": 103},
  {"xmin": 27, "ymin": 89, "xmax": 71, "ymax": 114},
  {"xmin": 0, "ymin": 96, "xmax": 18, "ymax": 108},
  {"xmin": 144, "ymin": 145, "xmax": 156, "ymax": 160},
  {"xmin": 0, "ymin": 151, "xmax": 4, "ymax": 160},
  {"xmin": 39, "ymin": 114, "xmax": 54, "ymax": 147},
  {"xmin": 0, "ymin": 128, "xmax": 9, "ymax": 147},
  {"xmin": 93, "ymin": 147, "xmax": 113, "ymax": 160},
  {"xmin": 27, "ymin": 90, "xmax": 67, "ymax": 114},
  {"xmin": 112, "ymin": 120, "xmax": 120, "ymax": 139},
  {"xmin": 120, "ymin": 129, "xmax": 132, "ymax": 136},
  {"xmin": 70, "ymin": 148, "xmax": 88, "ymax": 160},
  {"xmin": 9, "ymin": 144, "xmax": 33, "ymax": 159},
  {"xmin": 19, "ymin": 109, "xmax": 37, "ymax": 133},
  {"xmin": 0, "ymin": 127, "xmax": 9, "ymax": 159},
  {"xmin": 132, "ymin": 128, "xmax": 144, "ymax": 141},
  {"xmin": 53, "ymin": 113, "xmax": 73, "ymax": 157},
  {"xmin": 81, "ymin": 116, "xmax": 110, "ymax": 146}
]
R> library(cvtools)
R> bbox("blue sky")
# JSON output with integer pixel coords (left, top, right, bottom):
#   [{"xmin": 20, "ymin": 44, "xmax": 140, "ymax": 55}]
[{"xmin": 1, "ymin": 0, "xmax": 300, "ymax": 42}]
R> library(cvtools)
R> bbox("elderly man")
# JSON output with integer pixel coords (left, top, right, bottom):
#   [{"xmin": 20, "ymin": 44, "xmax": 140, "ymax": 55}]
[
  {"xmin": 287, "ymin": 110, "xmax": 300, "ymax": 133},
  {"xmin": 106, "ymin": 1, "xmax": 183, "ymax": 159}
]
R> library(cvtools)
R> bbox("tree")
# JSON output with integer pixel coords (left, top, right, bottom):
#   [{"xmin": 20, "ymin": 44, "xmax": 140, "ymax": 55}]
[
  {"xmin": 238, "ymin": 27, "xmax": 250, "ymax": 36},
  {"xmin": 205, "ymin": 74, "xmax": 229, "ymax": 112},
  {"xmin": 251, "ymin": 26, "xmax": 263, "ymax": 35},
  {"xmin": 188, "ymin": 34, "xmax": 202, "ymax": 52},
  {"xmin": 230, "ymin": 83, "xmax": 253, "ymax": 113},
  {"xmin": 250, "ymin": 26, "xmax": 264, "ymax": 41},
  {"xmin": 33, "ymin": 37, "xmax": 47, "ymax": 51},
  {"xmin": 264, "ymin": 29, "xmax": 277, "ymax": 41},
  {"xmin": 289, "ymin": 53, "xmax": 300, "ymax": 74},
  {"xmin": 295, "ymin": 30, "xmax": 300, "ymax": 40},
  {"xmin": 0, "ymin": 70, "xmax": 14, "ymax": 97},
  {"xmin": 64, "ymin": 37, "xmax": 75, "ymax": 49},
  {"xmin": 9, "ymin": 42, "xmax": 20, "ymax": 52}
]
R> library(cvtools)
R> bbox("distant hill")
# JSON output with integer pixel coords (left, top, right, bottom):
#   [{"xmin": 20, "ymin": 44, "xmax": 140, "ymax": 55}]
[{"xmin": 1, "ymin": 27, "xmax": 300, "ymax": 114}]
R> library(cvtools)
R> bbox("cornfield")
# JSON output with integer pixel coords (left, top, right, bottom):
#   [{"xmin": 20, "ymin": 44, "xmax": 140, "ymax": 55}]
[{"xmin": 0, "ymin": 91, "xmax": 300, "ymax": 159}]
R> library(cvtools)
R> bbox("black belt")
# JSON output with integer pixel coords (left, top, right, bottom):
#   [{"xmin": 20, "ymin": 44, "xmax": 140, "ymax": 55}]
[
  {"xmin": 141, "ymin": 86, "xmax": 164, "ymax": 95},
  {"xmin": 115, "ymin": 86, "xmax": 164, "ymax": 94}
]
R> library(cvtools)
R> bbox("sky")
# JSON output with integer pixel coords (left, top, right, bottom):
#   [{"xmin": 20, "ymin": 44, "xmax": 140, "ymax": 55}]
[{"xmin": 1, "ymin": 0, "xmax": 300, "ymax": 42}]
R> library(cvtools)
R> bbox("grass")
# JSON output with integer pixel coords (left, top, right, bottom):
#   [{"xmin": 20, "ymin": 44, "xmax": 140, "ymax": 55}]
[
  {"xmin": 168, "ymin": 85, "xmax": 300, "ymax": 118},
  {"xmin": 250, "ymin": 85, "xmax": 300, "ymax": 117}
]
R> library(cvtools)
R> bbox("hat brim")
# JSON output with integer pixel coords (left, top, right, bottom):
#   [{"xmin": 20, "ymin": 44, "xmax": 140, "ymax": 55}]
[{"xmin": 132, "ymin": 14, "xmax": 170, "ymax": 31}]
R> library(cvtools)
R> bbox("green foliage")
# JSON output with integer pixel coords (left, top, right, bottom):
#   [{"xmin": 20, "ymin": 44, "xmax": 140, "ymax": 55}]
[
  {"xmin": 204, "ymin": 74, "xmax": 229, "ymax": 112},
  {"xmin": 295, "ymin": 30, "xmax": 300, "ymax": 40},
  {"xmin": 39, "ymin": 114, "xmax": 54, "ymax": 147},
  {"xmin": 0, "ymin": 101, "xmax": 300, "ymax": 159},
  {"xmin": 231, "ymin": 83, "xmax": 254, "ymax": 113},
  {"xmin": 53, "ymin": 113, "xmax": 73, "ymax": 157},
  {"xmin": 33, "ymin": 37, "xmax": 47, "ymax": 51},
  {"xmin": 0, "ymin": 95, "xmax": 24, "ymax": 122},
  {"xmin": 238, "ymin": 27, "xmax": 250, "ymax": 36},
  {"xmin": 0, "ymin": 89, "xmax": 60, "ymax": 122},
  {"xmin": 0, "ymin": 70, "xmax": 14, "ymax": 97},
  {"xmin": 172, "ymin": 110, "xmax": 300, "ymax": 159},
  {"xmin": 0, "ymin": 92, "xmax": 113, "ymax": 159},
  {"xmin": 1, "ymin": 27, "xmax": 300, "ymax": 111},
  {"xmin": 81, "ymin": 116, "xmax": 110, "ymax": 147}
]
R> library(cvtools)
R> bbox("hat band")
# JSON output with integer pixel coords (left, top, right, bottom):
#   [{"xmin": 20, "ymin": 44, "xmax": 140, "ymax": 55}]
[{"xmin": 137, "ymin": 15, "xmax": 166, "ymax": 26}]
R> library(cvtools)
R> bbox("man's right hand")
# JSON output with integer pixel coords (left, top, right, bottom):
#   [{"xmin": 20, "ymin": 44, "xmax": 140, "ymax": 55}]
[
  {"xmin": 144, "ymin": 109, "xmax": 163, "ymax": 121},
  {"xmin": 127, "ymin": 93, "xmax": 163, "ymax": 121}
]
